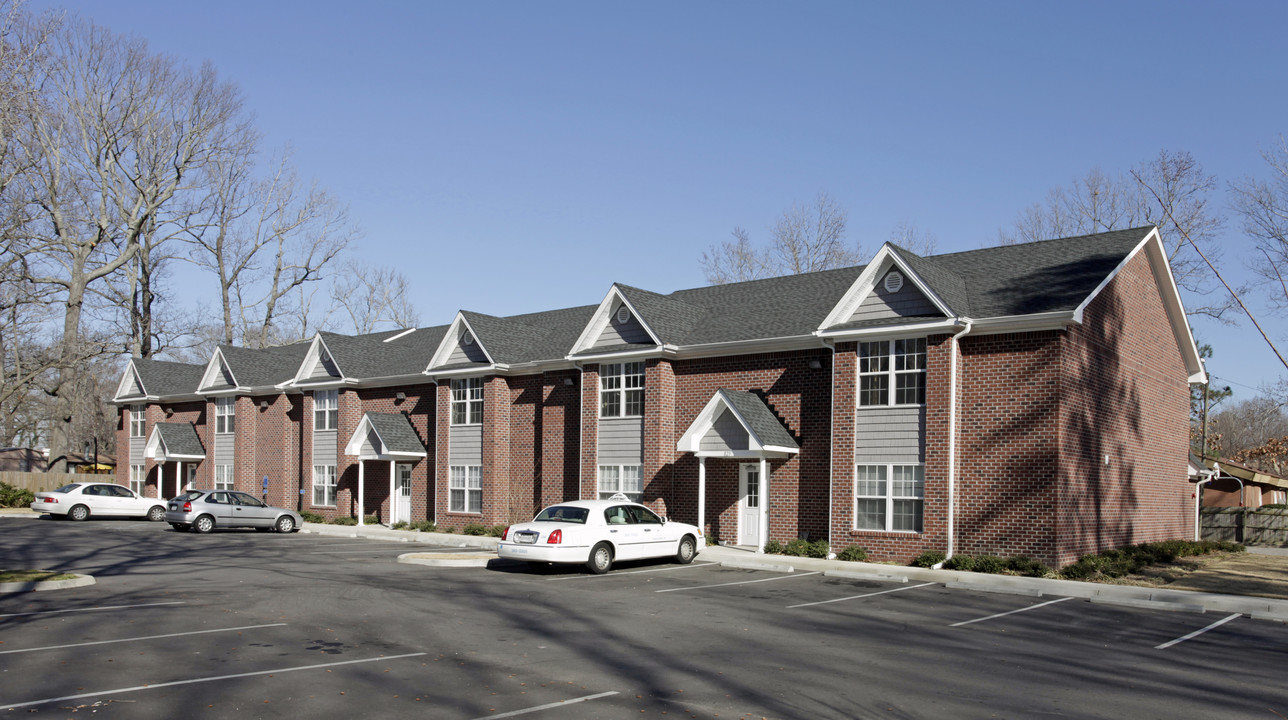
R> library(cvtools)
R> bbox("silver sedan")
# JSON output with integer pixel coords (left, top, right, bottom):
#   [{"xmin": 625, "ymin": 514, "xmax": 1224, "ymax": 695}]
[{"xmin": 165, "ymin": 490, "xmax": 302, "ymax": 534}]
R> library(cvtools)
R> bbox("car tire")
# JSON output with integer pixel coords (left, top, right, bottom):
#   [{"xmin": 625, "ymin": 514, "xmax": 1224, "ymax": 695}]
[
  {"xmin": 68, "ymin": 504, "xmax": 90, "ymax": 521},
  {"xmin": 170, "ymin": 523, "xmax": 187, "ymax": 531},
  {"xmin": 676, "ymin": 535, "xmax": 697, "ymax": 565},
  {"xmin": 275, "ymin": 515, "xmax": 296, "ymax": 533},
  {"xmin": 587, "ymin": 542, "xmax": 613, "ymax": 574},
  {"xmin": 147, "ymin": 505, "xmax": 166, "ymax": 522},
  {"xmin": 193, "ymin": 515, "xmax": 215, "ymax": 534}
]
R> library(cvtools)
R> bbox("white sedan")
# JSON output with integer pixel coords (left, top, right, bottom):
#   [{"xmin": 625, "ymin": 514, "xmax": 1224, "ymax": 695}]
[
  {"xmin": 498, "ymin": 495, "xmax": 702, "ymax": 574},
  {"xmin": 31, "ymin": 482, "xmax": 168, "ymax": 522}
]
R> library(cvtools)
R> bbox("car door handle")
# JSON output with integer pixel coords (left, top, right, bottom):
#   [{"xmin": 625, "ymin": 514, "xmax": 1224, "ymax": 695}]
[{"xmin": 609, "ymin": 529, "xmax": 618, "ymax": 533}]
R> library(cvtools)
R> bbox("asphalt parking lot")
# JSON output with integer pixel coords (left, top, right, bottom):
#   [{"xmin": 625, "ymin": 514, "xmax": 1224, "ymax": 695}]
[{"xmin": 2, "ymin": 517, "xmax": 1287, "ymax": 719}]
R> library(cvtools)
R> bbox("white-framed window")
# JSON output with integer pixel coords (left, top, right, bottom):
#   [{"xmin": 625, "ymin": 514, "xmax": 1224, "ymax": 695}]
[
  {"xmin": 450, "ymin": 465, "xmax": 482, "ymax": 513},
  {"xmin": 858, "ymin": 338, "xmax": 926, "ymax": 407},
  {"xmin": 598, "ymin": 465, "xmax": 643, "ymax": 501},
  {"xmin": 450, "ymin": 379, "xmax": 484, "ymax": 425},
  {"xmin": 214, "ymin": 464, "xmax": 234, "ymax": 491},
  {"xmin": 130, "ymin": 404, "xmax": 146, "ymax": 438},
  {"xmin": 854, "ymin": 464, "xmax": 924, "ymax": 532},
  {"xmin": 130, "ymin": 464, "xmax": 145, "ymax": 495},
  {"xmin": 314, "ymin": 389, "xmax": 338, "ymax": 431},
  {"xmin": 215, "ymin": 396, "xmax": 236, "ymax": 434},
  {"xmin": 599, "ymin": 362, "xmax": 644, "ymax": 417},
  {"xmin": 312, "ymin": 464, "xmax": 337, "ymax": 506}
]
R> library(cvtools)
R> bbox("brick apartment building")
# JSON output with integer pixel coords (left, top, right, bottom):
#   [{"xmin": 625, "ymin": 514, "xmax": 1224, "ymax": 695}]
[{"xmin": 112, "ymin": 226, "xmax": 1204, "ymax": 567}]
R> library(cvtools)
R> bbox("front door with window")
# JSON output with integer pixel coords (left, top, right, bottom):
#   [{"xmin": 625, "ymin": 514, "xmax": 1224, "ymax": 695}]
[
  {"xmin": 738, "ymin": 463, "xmax": 761, "ymax": 547},
  {"xmin": 395, "ymin": 464, "xmax": 412, "ymax": 524},
  {"xmin": 185, "ymin": 465, "xmax": 198, "ymax": 491}
]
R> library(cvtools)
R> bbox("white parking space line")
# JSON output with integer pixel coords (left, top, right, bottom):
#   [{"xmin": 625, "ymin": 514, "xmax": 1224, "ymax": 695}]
[
  {"xmin": 0, "ymin": 651, "xmax": 428, "ymax": 711},
  {"xmin": 547, "ymin": 562, "xmax": 713, "ymax": 581},
  {"xmin": 468, "ymin": 691, "xmax": 620, "ymax": 719},
  {"xmin": 0, "ymin": 623, "xmax": 288, "ymax": 655},
  {"xmin": 0, "ymin": 601, "xmax": 184, "ymax": 619},
  {"xmin": 787, "ymin": 582, "xmax": 937, "ymax": 608},
  {"xmin": 949, "ymin": 597, "xmax": 1074, "ymax": 627},
  {"xmin": 656, "ymin": 571, "xmax": 821, "ymax": 593},
  {"xmin": 1155, "ymin": 613, "xmax": 1242, "ymax": 650}
]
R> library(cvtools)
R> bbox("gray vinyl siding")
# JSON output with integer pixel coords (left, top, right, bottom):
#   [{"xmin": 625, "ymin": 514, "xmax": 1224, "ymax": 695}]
[
  {"xmin": 123, "ymin": 373, "xmax": 142, "ymax": 396},
  {"xmin": 447, "ymin": 338, "xmax": 489, "ymax": 365},
  {"xmin": 699, "ymin": 408, "xmax": 749, "ymax": 452},
  {"xmin": 214, "ymin": 431, "xmax": 236, "ymax": 465},
  {"xmin": 357, "ymin": 428, "xmax": 379, "ymax": 457},
  {"xmin": 598, "ymin": 417, "xmax": 643, "ymax": 464},
  {"xmin": 209, "ymin": 363, "xmax": 236, "ymax": 389},
  {"xmin": 130, "ymin": 437, "xmax": 145, "ymax": 463},
  {"xmin": 592, "ymin": 304, "xmax": 653, "ymax": 348},
  {"xmin": 448, "ymin": 425, "xmax": 483, "ymax": 465},
  {"xmin": 854, "ymin": 406, "xmax": 925, "ymax": 463},
  {"xmin": 310, "ymin": 353, "xmax": 340, "ymax": 379},
  {"xmin": 312, "ymin": 429, "xmax": 337, "ymax": 466},
  {"xmin": 848, "ymin": 273, "xmax": 941, "ymax": 322}
]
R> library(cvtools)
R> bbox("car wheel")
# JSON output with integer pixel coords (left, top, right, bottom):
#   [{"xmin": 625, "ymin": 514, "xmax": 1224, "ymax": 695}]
[
  {"xmin": 68, "ymin": 504, "xmax": 90, "ymax": 521},
  {"xmin": 170, "ymin": 523, "xmax": 187, "ymax": 531},
  {"xmin": 676, "ymin": 535, "xmax": 697, "ymax": 565},
  {"xmin": 275, "ymin": 515, "xmax": 296, "ymax": 533},
  {"xmin": 587, "ymin": 542, "xmax": 613, "ymax": 574},
  {"xmin": 147, "ymin": 505, "xmax": 166, "ymax": 522},
  {"xmin": 193, "ymin": 515, "xmax": 215, "ymax": 534}
]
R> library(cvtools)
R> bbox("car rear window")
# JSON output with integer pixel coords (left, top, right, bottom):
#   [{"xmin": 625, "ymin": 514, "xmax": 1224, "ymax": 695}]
[
  {"xmin": 172, "ymin": 491, "xmax": 204, "ymax": 502},
  {"xmin": 52, "ymin": 484, "xmax": 81, "ymax": 493},
  {"xmin": 534, "ymin": 506, "xmax": 588, "ymax": 524}
]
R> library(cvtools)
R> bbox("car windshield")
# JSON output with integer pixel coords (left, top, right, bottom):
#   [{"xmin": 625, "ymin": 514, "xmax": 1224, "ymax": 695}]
[
  {"xmin": 53, "ymin": 484, "xmax": 81, "ymax": 493},
  {"xmin": 534, "ymin": 506, "xmax": 588, "ymax": 524}
]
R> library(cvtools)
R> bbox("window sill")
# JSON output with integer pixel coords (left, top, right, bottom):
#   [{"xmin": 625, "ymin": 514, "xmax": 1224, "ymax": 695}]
[
  {"xmin": 446, "ymin": 511, "xmax": 482, "ymax": 516},
  {"xmin": 848, "ymin": 529, "xmax": 922, "ymax": 537}
]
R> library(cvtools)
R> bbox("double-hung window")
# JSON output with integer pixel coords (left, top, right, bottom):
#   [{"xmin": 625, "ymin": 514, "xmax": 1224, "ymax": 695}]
[
  {"xmin": 314, "ymin": 389, "xmax": 338, "ymax": 431},
  {"xmin": 598, "ymin": 465, "xmax": 643, "ymax": 501},
  {"xmin": 600, "ymin": 362, "xmax": 644, "ymax": 417},
  {"xmin": 130, "ymin": 405, "xmax": 146, "ymax": 438},
  {"xmin": 215, "ymin": 397, "xmax": 236, "ymax": 434},
  {"xmin": 450, "ymin": 379, "xmax": 484, "ymax": 425},
  {"xmin": 312, "ymin": 465, "xmax": 337, "ymax": 506},
  {"xmin": 858, "ymin": 338, "xmax": 926, "ymax": 406},
  {"xmin": 130, "ymin": 464, "xmax": 145, "ymax": 495},
  {"xmin": 214, "ymin": 464, "xmax": 234, "ymax": 491},
  {"xmin": 854, "ymin": 464, "xmax": 924, "ymax": 532},
  {"xmin": 450, "ymin": 465, "xmax": 482, "ymax": 513}
]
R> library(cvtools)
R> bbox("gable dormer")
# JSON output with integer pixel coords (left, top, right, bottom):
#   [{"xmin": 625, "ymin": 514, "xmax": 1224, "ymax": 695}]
[
  {"xmin": 198, "ymin": 348, "xmax": 240, "ymax": 393},
  {"xmin": 569, "ymin": 285, "xmax": 663, "ymax": 357},
  {"xmin": 425, "ymin": 312, "xmax": 495, "ymax": 373},
  {"xmin": 293, "ymin": 334, "xmax": 345, "ymax": 385},
  {"xmin": 818, "ymin": 245, "xmax": 957, "ymax": 335},
  {"xmin": 113, "ymin": 361, "xmax": 148, "ymax": 402}
]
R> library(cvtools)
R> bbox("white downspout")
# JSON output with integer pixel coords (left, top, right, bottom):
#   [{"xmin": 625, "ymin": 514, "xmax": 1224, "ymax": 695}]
[
  {"xmin": 1194, "ymin": 469, "xmax": 1215, "ymax": 541},
  {"xmin": 357, "ymin": 460, "xmax": 365, "ymax": 526},
  {"xmin": 825, "ymin": 340, "xmax": 836, "ymax": 555},
  {"xmin": 941, "ymin": 321, "xmax": 972, "ymax": 565}
]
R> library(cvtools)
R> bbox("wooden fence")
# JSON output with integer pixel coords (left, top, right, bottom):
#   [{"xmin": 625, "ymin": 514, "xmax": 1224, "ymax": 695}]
[
  {"xmin": 1201, "ymin": 507, "xmax": 1288, "ymax": 547},
  {"xmin": 0, "ymin": 471, "xmax": 101, "ymax": 493}
]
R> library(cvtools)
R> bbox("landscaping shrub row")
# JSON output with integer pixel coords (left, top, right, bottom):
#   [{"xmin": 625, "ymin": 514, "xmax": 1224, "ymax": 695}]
[{"xmin": 0, "ymin": 482, "xmax": 35, "ymax": 508}]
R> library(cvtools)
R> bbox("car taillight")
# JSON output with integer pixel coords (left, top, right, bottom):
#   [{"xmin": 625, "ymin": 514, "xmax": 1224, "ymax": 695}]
[
  {"xmin": 546, "ymin": 529, "xmax": 562, "ymax": 544},
  {"xmin": 182, "ymin": 501, "xmax": 192, "ymax": 512},
  {"xmin": 502, "ymin": 526, "xmax": 510, "ymax": 541},
  {"xmin": 45, "ymin": 497, "xmax": 57, "ymax": 503}
]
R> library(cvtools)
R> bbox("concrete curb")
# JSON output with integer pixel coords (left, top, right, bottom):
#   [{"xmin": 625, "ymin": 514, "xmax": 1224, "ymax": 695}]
[
  {"xmin": 397, "ymin": 552, "xmax": 497, "ymax": 568},
  {"xmin": 0, "ymin": 510, "xmax": 41, "ymax": 519},
  {"xmin": 0, "ymin": 573, "xmax": 95, "ymax": 593},
  {"xmin": 300, "ymin": 522, "xmax": 500, "ymax": 550}
]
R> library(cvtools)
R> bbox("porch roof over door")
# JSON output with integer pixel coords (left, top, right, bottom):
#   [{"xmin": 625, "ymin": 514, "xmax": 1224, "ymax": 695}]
[
  {"xmin": 344, "ymin": 412, "xmax": 427, "ymax": 462},
  {"xmin": 144, "ymin": 422, "xmax": 206, "ymax": 462},
  {"xmin": 676, "ymin": 389, "xmax": 800, "ymax": 459}
]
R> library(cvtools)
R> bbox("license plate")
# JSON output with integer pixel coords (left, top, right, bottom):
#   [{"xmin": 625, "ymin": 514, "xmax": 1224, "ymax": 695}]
[{"xmin": 516, "ymin": 532, "xmax": 538, "ymax": 544}]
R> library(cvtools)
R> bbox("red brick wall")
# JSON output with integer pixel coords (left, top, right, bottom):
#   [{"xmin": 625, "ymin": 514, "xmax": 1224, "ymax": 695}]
[
  {"xmin": 579, "ymin": 366, "xmax": 599, "ymax": 499},
  {"xmin": 643, "ymin": 359, "xmax": 677, "ymax": 518},
  {"xmin": 346, "ymin": 388, "xmax": 433, "ymax": 524},
  {"xmin": 433, "ymin": 381, "xmax": 451, "ymax": 525},
  {"xmin": 1056, "ymin": 248, "xmax": 1192, "ymax": 565},
  {"xmin": 540, "ymin": 371, "xmax": 581, "ymax": 509}
]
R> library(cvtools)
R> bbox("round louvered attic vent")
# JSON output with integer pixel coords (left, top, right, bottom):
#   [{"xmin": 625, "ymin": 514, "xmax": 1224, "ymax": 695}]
[
  {"xmin": 462, "ymin": 332, "xmax": 474, "ymax": 346},
  {"xmin": 884, "ymin": 271, "xmax": 904, "ymax": 293},
  {"xmin": 615, "ymin": 306, "xmax": 631, "ymax": 324}
]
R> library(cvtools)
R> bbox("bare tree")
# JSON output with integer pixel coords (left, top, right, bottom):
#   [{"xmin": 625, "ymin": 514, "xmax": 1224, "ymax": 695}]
[
  {"xmin": 14, "ymin": 18, "xmax": 246, "ymax": 469},
  {"xmin": 1209, "ymin": 396, "xmax": 1288, "ymax": 461},
  {"xmin": 889, "ymin": 221, "xmax": 938, "ymax": 256},
  {"xmin": 999, "ymin": 150, "xmax": 1228, "ymax": 319},
  {"xmin": 701, "ymin": 192, "xmax": 860, "ymax": 284},
  {"xmin": 1231, "ymin": 136, "xmax": 1288, "ymax": 313},
  {"xmin": 328, "ymin": 262, "xmax": 420, "ymax": 334}
]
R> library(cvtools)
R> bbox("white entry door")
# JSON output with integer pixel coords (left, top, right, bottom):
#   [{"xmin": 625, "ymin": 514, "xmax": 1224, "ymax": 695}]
[
  {"xmin": 395, "ymin": 464, "xmax": 412, "ymax": 524},
  {"xmin": 185, "ymin": 465, "xmax": 198, "ymax": 491},
  {"xmin": 738, "ymin": 463, "xmax": 761, "ymax": 547}
]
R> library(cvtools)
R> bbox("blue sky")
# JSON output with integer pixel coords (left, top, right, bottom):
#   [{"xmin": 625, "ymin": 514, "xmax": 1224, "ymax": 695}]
[{"xmin": 31, "ymin": 0, "xmax": 1288, "ymax": 401}]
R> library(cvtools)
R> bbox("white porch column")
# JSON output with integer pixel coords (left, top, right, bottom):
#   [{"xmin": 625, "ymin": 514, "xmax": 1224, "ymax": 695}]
[
  {"xmin": 757, "ymin": 456, "xmax": 768, "ymax": 554},
  {"xmin": 156, "ymin": 463, "xmax": 164, "ymax": 499},
  {"xmin": 176, "ymin": 462, "xmax": 183, "ymax": 495},
  {"xmin": 697, "ymin": 456, "xmax": 706, "ymax": 540},
  {"xmin": 357, "ymin": 461, "xmax": 365, "ymax": 526},
  {"xmin": 388, "ymin": 459, "xmax": 396, "ymax": 526}
]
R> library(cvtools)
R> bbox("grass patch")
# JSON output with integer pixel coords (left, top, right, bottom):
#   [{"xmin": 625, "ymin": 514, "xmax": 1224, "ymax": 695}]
[{"xmin": 0, "ymin": 570, "xmax": 76, "ymax": 583}]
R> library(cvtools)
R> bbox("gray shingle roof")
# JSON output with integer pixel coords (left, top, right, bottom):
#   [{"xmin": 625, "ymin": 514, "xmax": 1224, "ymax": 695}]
[
  {"xmin": 219, "ymin": 342, "xmax": 311, "ymax": 388},
  {"xmin": 132, "ymin": 359, "xmax": 205, "ymax": 397},
  {"xmin": 719, "ymin": 390, "xmax": 800, "ymax": 450},
  {"xmin": 153, "ymin": 422, "xmax": 205, "ymax": 458},
  {"xmin": 364, "ymin": 412, "xmax": 426, "ymax": 455}
]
